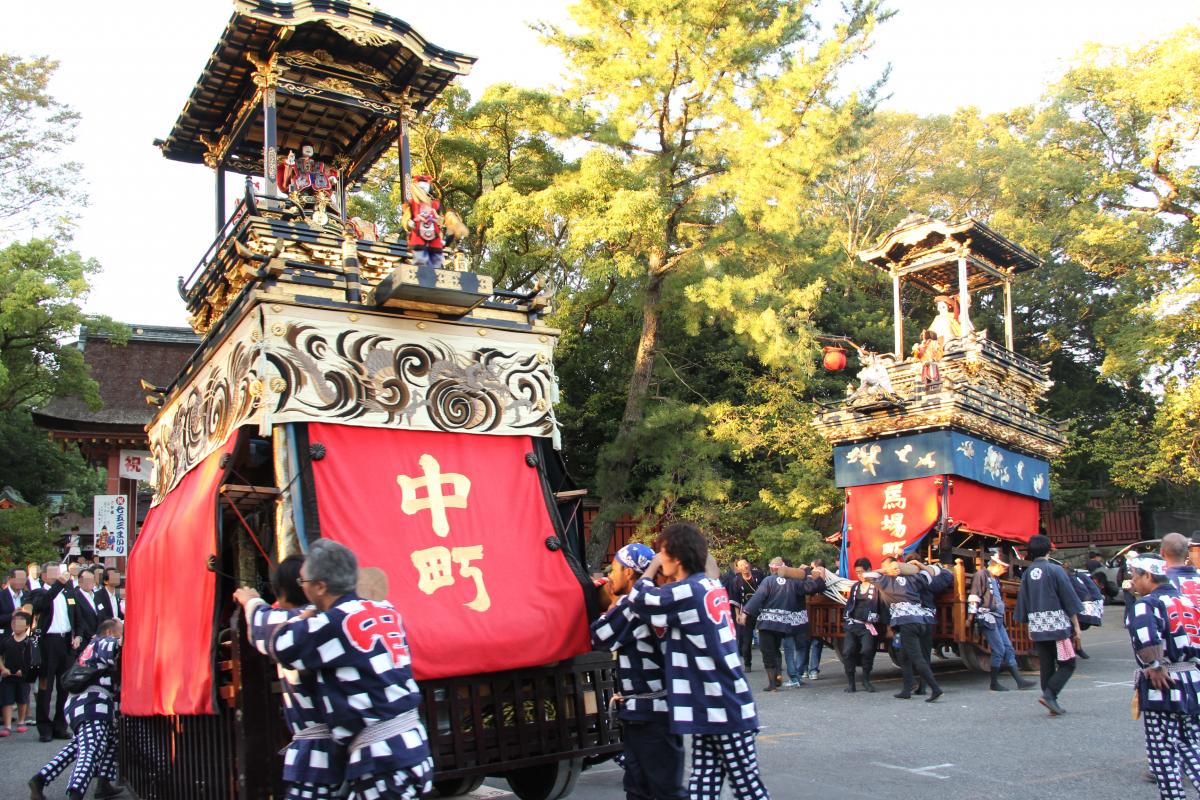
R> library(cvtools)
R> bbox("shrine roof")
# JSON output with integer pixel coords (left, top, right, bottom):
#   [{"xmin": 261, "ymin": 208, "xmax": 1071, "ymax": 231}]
[
  {"xmin": 32, "ymin": 325, "xmax": 199, "ymax": 433},
  {"xmin": 858, "ymin": 215, "xmax": 1043, "ymax": 292},
  {"xmin": 158, "ymin": 0, "xmax": 475, "ymax": 182}
]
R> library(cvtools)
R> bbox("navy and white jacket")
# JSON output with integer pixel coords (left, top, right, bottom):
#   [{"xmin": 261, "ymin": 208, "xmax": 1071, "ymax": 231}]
[
  {"xmin": 1126, "ymin": 583, "xmax": 1200, "ymax": 714},
  {"xmin": 968, "ymin": 571, "xmax": 1007, "ymax": 629},
  {"xmin": 625, "ymin": 574, "xmax": 758, "ymax": 735},
  {"xmin": 916, "ymin": 565, "xmax": 954, "ymax": 624},
  {"xmin": 742, "ymin": 574, "xmax": 825, "ymax": 634},
  {"xmin": 65, "ymin": 634, "xmax": 120, "ymax": 727},
  {"xmin": 864, "ymin": 572, "xmax": 930, "ymax": 627},
  {"xmin": 271, "ymin": 593, "xmax": 429, "ymax": 782},
  {"xmin": 1069, "ymin": 570, "xmax": 1104, "ymax": 627},
  {"xmin": 1016, "ymin": 559, "xmax": 1083, "ymax": 642},
  {"xmin": 248, "ymin": 600, "xmax": 345, "ymax": 787},
  {"xmin": 590, "ymin": 595, "xmax": 668, "ymax": 722},
  {"xmin": 843, "ymin": 582, "xmax": 886, "ymax": 632},
  {"xmin": 1168, "ymin": 564, "xmax": 1200, "ymax": 606}
]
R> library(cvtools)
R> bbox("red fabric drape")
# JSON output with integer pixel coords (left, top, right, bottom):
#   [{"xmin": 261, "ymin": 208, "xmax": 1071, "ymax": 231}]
[
  {"xmin": 122, "ymin": 436, "xmax": 237, "ymax": 716},
  {"xmin": 948, "ymin": 477, "xmax": 1040, "ymax": 542},
  {"xmin": 307, "ymin": 423, "xmax": 590, "ymax": 680},
  {"xmin": 845, "ymin": 477, "xmax": 942, "ymax": 571}
]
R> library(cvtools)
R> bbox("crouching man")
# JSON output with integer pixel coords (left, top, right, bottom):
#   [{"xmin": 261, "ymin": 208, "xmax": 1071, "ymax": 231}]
[
  {"xmin": 30, "ymin": 618, "xmax": 124, "ymax": 800},
  {"xmin": 270, "ymin": 540, "xmax": 432, "ymax": 799}
]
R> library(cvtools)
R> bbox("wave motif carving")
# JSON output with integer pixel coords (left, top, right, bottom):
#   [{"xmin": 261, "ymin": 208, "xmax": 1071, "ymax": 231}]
[
  {"xmin": 270, "ymin": 324, "xmax": 556, "ymax": 436},
  {"xmin": 150, "ymin": 341, "xmax": 259, "ymax": 502}
]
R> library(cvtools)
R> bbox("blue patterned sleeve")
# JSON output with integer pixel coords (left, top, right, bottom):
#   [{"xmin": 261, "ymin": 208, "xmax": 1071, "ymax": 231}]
[
  {"xmin": 249, "ymin": 602, "xmax": 301, "ymax": 656},
  {"xmin": 271, "ymin": 610, "xmax": 350, "ymax": 670},
  {"xmin": 625, "ymin": 577, "xmax": 699, "ymax": 627},
  {"xmin": 93, "ymin": 637, "xmax": 119, "ymax": 670},
  {"xmin": 1126, "ymin": 598, "xmax": 1163, "ymax": 664},
  {"xmin": 591, "ymin": 597, "xmax": 647, "ymax": 651}
]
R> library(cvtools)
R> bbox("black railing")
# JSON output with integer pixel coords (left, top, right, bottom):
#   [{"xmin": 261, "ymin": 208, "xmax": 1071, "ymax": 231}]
[{"xmin": 120, "ymin": 712, "xmax": 237, "ymax": 800}]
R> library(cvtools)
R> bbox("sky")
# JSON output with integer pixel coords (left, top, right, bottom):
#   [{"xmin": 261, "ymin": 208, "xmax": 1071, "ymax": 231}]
[{"xmin": 0, "ymin": 0, "xmax": 1196, "ymax": 328}]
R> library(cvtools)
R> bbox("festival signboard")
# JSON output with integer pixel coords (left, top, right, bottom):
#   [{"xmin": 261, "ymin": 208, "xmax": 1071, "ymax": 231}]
[
  {"xmin": 118, "ymin": 450, "xmax": 154, "ymax": 482},
  {"xmin": 93, "ymin": 494, "xmax": 129, "ymax": 557}
]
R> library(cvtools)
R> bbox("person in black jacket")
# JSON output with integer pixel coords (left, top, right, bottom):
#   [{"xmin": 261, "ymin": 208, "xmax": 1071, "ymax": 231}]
[
  {"xmin": 29, "ymin": 563, "xmax": 80, "ymax": 742},
  {"xmin": 95, "ymin": 569, "xmax": 123, "ymax": 622},
  {"xmin": 842, "ymin": 558, "xmax": 887, "ymax": 693},
  {"xmin": 0, "ymin": 568, "xmax": 28, "ymax": 637},
  {"xmin": 72, "ymin": 570, "xmax": 101, "ymax": 646},
  {"xmin": 728, "ymin": 559, "xmax": 763, "ymax": 673}
]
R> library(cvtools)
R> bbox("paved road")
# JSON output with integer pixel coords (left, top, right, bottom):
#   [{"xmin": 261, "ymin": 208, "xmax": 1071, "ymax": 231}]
[{"xmin": 0, "ymin": 625, "xmax": 1154, "ymax": 799}]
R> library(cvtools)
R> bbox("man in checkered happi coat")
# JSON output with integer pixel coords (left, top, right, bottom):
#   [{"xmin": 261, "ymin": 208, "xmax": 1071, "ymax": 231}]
[
  {"xmin": 1126, "ymin": 556, "xmax": 1200, "ymax": 800},
  {"xmin": 270, "ymin": 541, "xmax": 432, "ymax": 800},
  {"xmin": 625, "ymin": 522, "xmax": 769, "ymax": 800},
  {"xmin": 1015, "ymin": 534, "xmax": 1083, "ymax": 716},
  {"xmin": 29, "ymin": 619, "xmax": 124, "ymax": 800},
  {"xmin": 235, "ymin": 554, "xmax": 346, "ymax": 800}
]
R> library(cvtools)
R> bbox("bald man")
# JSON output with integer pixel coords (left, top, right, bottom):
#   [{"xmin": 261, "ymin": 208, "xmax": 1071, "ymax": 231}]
[{"xmin": 1162, "ymin": 532, "xmax": 1200, "ymax": 604}]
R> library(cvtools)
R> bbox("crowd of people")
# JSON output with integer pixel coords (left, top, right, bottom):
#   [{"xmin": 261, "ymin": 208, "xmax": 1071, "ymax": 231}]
[
  {"xmin": 10, "ymin": 526, "xmax": 1200, "ymax": 800},
  {"xmin": 0, "ymin": 554, "xmax": 128, "ymax": 799}
]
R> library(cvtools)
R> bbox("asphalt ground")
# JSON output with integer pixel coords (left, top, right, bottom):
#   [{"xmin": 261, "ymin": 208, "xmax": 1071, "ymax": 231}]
[{"xmin": 0, "ymin": 624, "xmax": 1157, "ymax": 799}]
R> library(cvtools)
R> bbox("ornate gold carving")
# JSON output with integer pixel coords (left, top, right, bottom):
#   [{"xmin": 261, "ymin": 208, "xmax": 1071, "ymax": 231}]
[
  {"xmin": 278, "ymin": 80, "xmax": 323, "ymax": 97},
  {"xmin": 328, "ymin": 21, "xmax": 394, "ymax": 47},
  {"xmin": 271, "ymin": 323, "xmax": 287, "ymax": 337},
  {"xmin": 314, "ymin": 76, "xmax": 366, "ymax": 98},
  {"xmin": 270, "ymin": 378, "xmax": 287, "ymax": 393},
  {"xmin": 477, "ymin": 329, "xmax": 487, "ymax": 337},
  {"xmin": 248, "ymin": 379, "xmax": 264, "ymax": 397},
  {"xmin": 348, "ymin": 313, "xmax": 359, "ymax": 322},
  {"xmin": 248, "ymin": 53, "xmax": 282, "ymax": 89}
]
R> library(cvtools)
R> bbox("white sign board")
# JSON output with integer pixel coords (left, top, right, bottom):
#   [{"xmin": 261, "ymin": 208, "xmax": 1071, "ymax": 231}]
[
  {"xmin": 118, "ymin": 450, "xmax": 153, "ymax": 482},
  {"xmin": 93, "ymin": 495, "xmax": 129, "ymax": 557}
]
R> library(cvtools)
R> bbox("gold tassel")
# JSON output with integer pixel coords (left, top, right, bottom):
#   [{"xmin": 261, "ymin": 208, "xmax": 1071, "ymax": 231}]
[{"xmin": 1132, "ymin": 689, "xmax": 1141, "ymax": 720}]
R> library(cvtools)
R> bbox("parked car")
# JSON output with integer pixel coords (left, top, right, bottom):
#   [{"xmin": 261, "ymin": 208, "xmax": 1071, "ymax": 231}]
[{"xmin": 1093, "ymin": 539, "xmax": 1163, "ymax": 602}]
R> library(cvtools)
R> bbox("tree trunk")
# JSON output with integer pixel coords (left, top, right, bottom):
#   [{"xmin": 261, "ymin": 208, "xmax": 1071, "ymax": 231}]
[{"xmin": 586, "ymin": 271, "xmax": 665, "ymax": 568}]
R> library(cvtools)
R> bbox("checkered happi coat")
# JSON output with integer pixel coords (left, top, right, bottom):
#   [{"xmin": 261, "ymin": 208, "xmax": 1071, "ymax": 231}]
[
  {"xmin": 1126, "ymin": 584, "xmax": 1200, "ymax": 715},
  {"xmin": 249, "ymin": 600, "xmax": 346, "ymax": 786},
  {"xmin": 65, "ymin": 635, "xmax": 120, "ymax": 728},
  {"xmin": 864, "ymin": 573, "xmax": 929, "ymax": 627},
  {"xmin": 590, "ymin": 595, "xmax": 668, "ymax": 722},
  {"xmin": 271, "ymin": 593, "xmax": 430, "ymax": 783},
  {"xmin": 625, "ymin": 575, "xmax": 758, "ymax": 735},
  {"xmin": 1016, "ymin": 559, "xmax": 1083, "ymax": 641}
]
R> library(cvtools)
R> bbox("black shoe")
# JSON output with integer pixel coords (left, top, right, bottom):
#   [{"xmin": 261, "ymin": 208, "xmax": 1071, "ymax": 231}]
[
  {"xmin": 37, "ymin": 734, "xmax": 51, "ymax": 743},
  {"xmin": 1038, "ymin": 691, "xmax": 1065, "ymax": 716},
  {"xmin": 67, "ymin": 790, "xmax": 83, "ymax": 800},
  {"xmin": 862, "ymin": 672, "xmax": 876, "ymax": 693},
  {"xmin": 913, "ymin": 685, "xmax": 927, "ymax": 696},
  {"xmin": 1077, "ymin": 649, "xmax": 1090, "ymax": 660},
  {"xmin": 990, "ymin": 667, "xmax": 1008, "ymax": 691},
  {"xmin": 95, "ymin": 779, "xmax": 126, "ymax": 799},
  {"xmin": 53, "ymin": 731, "xmax": 72, "ymax": 740},
  {"xmin": 894, "ymin": 691, "xmax": 911, "ymax": 699},
  {"xmin": 28, "ymin": 776, "xmax": 45, "ymax": 800},
  {"xmin": 925, "ymin": 688, "xmax": 943, "ymax": 703},
  {"xmin": 1008, "ymin": 665, "xmax": 1036, "ymax": 690}
]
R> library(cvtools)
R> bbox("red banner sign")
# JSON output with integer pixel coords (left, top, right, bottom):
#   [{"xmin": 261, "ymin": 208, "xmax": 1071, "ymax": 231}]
[
  {"xmin": 947, "ymin": 477, "xmax": 1039, "ymax": 542},
  {"xmin": 844, "ymin": 476, "xmax": 942, "ymax": 571},
  {"xmin": 307, "ymin": 423, "xmax": 590, "ymax": 680}
]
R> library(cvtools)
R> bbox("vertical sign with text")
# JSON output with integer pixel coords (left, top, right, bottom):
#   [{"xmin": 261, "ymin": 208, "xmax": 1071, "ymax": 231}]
[{"xmin": 93, "ymin": 494, "xmax": 128, "ymax": 557}]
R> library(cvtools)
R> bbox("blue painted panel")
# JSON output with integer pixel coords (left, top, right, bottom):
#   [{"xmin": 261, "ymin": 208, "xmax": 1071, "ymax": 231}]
[{"xmin": 833, "ymin": 430, "xmax": 1049, "ymax": 500}]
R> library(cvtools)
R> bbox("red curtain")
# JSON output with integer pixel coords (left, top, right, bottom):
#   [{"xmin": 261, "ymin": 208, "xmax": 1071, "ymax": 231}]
[
  {"xmin": 122, "ymin": 435, "xmax": 238, "ymax": 716},
  {"xmin": 306, "ymin": 423, "xmax": 590, "ymax": 680},
  {"xmin": 845, "ymin": 477, "xmax": 942, "ymax": 571},
  {"xmin": 948, "ymin": 477, "xmax": 1039, "ymax": 542}
]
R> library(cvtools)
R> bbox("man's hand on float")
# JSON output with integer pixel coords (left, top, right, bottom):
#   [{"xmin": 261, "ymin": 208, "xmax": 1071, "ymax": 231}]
[{"xmin": 233, "ymin": 587, "xmax": 260, "ymax": 606}]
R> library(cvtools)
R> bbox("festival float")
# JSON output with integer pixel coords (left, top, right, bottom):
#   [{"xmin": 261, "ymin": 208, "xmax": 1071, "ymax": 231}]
[
  {"xmin": 809, "ymin": 214, "xmax": 1067, "ymax": 671},
  {"xmin": 121, "ymin": 2, "xmax": 618, "ymax": 798}
]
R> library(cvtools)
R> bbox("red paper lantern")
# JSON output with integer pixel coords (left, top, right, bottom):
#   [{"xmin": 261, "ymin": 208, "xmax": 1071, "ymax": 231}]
[{"xmin": 822, "ymin": 346, "xmax": 847, "ymax": 371}]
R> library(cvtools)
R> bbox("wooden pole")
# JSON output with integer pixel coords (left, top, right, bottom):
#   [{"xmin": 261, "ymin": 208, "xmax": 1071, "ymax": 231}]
[
  {"xmin": 957, "ymin": 250, "xmax": 972, "ymax": 333},
  {"xmin": 892, "ymin": 270, "xmax": 904, "ymax": 357},
  {"xmin": 1004, "ymin": 276, "xmax": 1015, "ymax": 351},
  {"xmin": 262, "ymin": 86, "xmax": 278, "ymax": 195},
  {"xmin": 215, "ymin": 167, "xmax": 226, "ymax": 233}
]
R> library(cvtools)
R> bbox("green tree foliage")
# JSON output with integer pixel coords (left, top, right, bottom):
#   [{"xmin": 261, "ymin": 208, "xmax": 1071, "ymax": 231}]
[
  {"xmin": 534, "ymin": 0, "xmax": 888, "ymax": 564},
  {"xmin": 0, "ymin": 55, "xmax": 83, "ymax": 236},
  {"xmin": 0, "ymin": 410, "xmax": 102, "ymax": 511},
  {"xmin": 0, "ymin": 239, "xmax": 120, "ymax": 411},
  {"xmin": 0, "ymin": 507, "xmax": 60, "ymax": 572}
]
